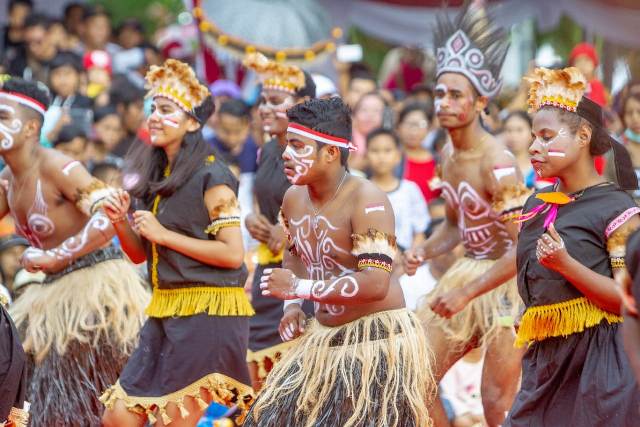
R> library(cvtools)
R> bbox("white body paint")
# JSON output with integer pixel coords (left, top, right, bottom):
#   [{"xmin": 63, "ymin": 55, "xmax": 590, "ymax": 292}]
[
  {"xmin": 493, "ymin": 167, "xmax": 516, "ymax": 181},
  {"xmin": 440, "ymin": 180, "xmax": 512, "ymax": 259},
  {"xmin": 11, "ymin": 179, "xmax": 55, "ymax": 248},
  {"xmin": 0, "ymin": 105, "xmax": 23, "ymax": 150},
  {"xmin": 62, "ymin": 161, "xmax": 81, "ymax": 176},
  {"xmin": 285, "ymin": 145, "xmax": 314, "ymax": 184},
  {"xmin": 60, "ymin": 213, "xmax": 110, "ymax": 254},
  {"xmin": 289, "ymin": 214, "xmax": 354, "ymax": 316},
  {"xmin": 364, "ymin": 204, "xmax": 385, "ymax": 214}
]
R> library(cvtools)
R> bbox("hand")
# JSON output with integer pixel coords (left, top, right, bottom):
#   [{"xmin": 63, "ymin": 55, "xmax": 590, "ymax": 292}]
[
  {"xmin": 536, "ymin": 224, "xmax": 571, "ymax": 272},
  {"xmin": 245, "ymin": 213, "xmax": 272, "ymax": 243},
  {"xmin": 103, "ymin": 189, "xmax": 131, "ymax": 223},
  {"xmin": 267, "ymin": 223, "xmax": 286, "ymax": 254},
  {"xmin": 133, "ymin": 210, "xmax": 168, "ymax": 244},
  {"xmin": 259, "ymin": 268, "xmax": 298, "ymax": 300},
  {"xmin": 430, "ymin": 287, "xmax": 472, "ymax": 319},
  {"xmin": 279, "ymin": 303, "xmax": 306, "ymax": 341},
  {"xmin": 21, "ymin": 247, "xmax": 70, "ymax": 274},
  {"xmin": 403, "ymin": 247, "xmax": 425, "ymax": 276},
  {"xmin": 615, "ymin": 268, "xmax": 638, "ymax": 317}
]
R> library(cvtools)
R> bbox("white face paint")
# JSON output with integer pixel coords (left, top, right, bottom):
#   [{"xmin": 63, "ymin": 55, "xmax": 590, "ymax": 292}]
[
  {"xmin": 538, "ymin": 127, "xmax": 568, "ymax": 149},
  {"xmin": 0, "ymin": 105, "xmax": 23, "ymax": 150},
  {"xmin": 155, "ymin": 109, "xmax": 183, "ymax": 128},
  {"xmin": 284, "ymin": 144, "xmax": 315, "ymax": 184},
  {"xmin": 434, "ymin": 83, "xmax": 448, "ymax": 114}
]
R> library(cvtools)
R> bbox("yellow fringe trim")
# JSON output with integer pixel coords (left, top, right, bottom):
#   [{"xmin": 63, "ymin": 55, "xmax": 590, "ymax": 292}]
[
  {"xmin": 515, "ymin": 297, "xmax": 622, "ymax": 348},
  {"xmin": 246, "ymin": 340, "xmax": 295, "ymax": 380},
  {"xmin": 100, "ymin": 373, "xmax": 255, "ymax": 426},
  {"xmin": 256, "ymin": 243, "xmax": 283, "ymax": 265},
  {"xmin": 146, "ymin": 286, "xmax": 255, "ymax": 318}
]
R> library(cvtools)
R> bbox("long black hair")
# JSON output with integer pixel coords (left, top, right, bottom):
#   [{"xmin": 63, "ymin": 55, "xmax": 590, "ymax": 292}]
[{"xmin": 125, "ymin": 95, "xmax": 216, "ymax": 203}]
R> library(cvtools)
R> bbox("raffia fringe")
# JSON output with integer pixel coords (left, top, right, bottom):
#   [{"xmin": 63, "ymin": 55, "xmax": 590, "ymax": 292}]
[
  {"xmin": 515, "ymin": 296, "xmax": 623, "ymax": 347},
  {"xmin": 9, "ymin": 259, "xmax": 149, "ymax": 362},
  {"xmin": 250, "ymin": 308, "xmax": 435, "ymax": 427},
  {"xmin": 100, "ymin": 373, "xmax": 255, "ymax": 425},
  {"xmin": 246, "ymin": 340, "xmax": 295, "ymax": 380},
  {"xmin": 417, "ymin": 257, "xmax": 521, "ymax": 352},
  {"xmin": 145, "ymin": 286, "xmax": 255, "ymax": 318}
]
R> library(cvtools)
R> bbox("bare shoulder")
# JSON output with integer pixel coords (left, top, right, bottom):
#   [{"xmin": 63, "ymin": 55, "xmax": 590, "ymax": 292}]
[
  {"xmin": 40, "ymin": 148, "xmax": 88, "ymax": 179},
  {"xmin": 282, "ymin": 185, "xmax": 305, "ymax": 213},
  {"xmin": 482, "ymin": 135, "xmax": 518, "ymax": 171},
  {"xmin": 351, "ymin": 176, "xmax": 388, "ymax": 202}
]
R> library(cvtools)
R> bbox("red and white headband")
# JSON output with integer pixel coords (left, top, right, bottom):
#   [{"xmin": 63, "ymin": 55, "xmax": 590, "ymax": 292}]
[
  {"xmin": 0, "ymin": 91, "xmax": 47, "ymax": 116},
  {"xmin": 287, "ymin": 122, "xmax": 357, "ymax": 151}
]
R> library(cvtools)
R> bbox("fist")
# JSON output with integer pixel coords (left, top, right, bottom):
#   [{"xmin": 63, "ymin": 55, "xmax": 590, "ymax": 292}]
[
  {"xmin": 279, "ymin": 303, "xmax": 306, "ymax": 341},
  {"xmin": 260, "ymin": 268, "xmax": 297, "ymax": 300},
  {"xmin": 403, "ymin": 248, "xmax": 424, "ymax": 276}
]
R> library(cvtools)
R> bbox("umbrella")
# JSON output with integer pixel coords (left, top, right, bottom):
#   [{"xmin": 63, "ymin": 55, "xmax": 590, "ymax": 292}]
[{"xmin": 192, "ymin": 0, "xmax": 342, "ymax": 64}]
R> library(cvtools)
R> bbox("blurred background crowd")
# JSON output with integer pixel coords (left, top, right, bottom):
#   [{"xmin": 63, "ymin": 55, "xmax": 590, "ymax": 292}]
[{"xmin": 1, "ymin": 0, "xmax": 639, "ymax": 425}]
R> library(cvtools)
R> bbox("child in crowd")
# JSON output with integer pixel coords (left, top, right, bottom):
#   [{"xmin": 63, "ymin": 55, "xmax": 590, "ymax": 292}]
[
  {"xmin": 366, "ymin": 128, "xmax": 433, "ymax": 310},
  {"xmin": 83, "ymin": 49, "xmax": 112, "ymax": 105},
  {"xmin": 351, "ymin": 91, "xmax": 387, "ymax": 171},
  {"xmin": 441, "ymin": 348, "xmax": 487, "ymax": 427},
  {"xmin": 52, "ymin": 124, "xmax": 88, "ymax": 162},
  {"xmin": 91, "ymin": 160, "xmax": 123, "ymax": 188},
  {"xmin": 397, "ymin": 101, "xmax": 438, "ymax": 202},
  {"xmin": 92, "ymin": 105, "xmax": 125, "ymax": 154},
  {"xmin": 503, "ymin": 111, "xmax": 536, "ymax": 188}
]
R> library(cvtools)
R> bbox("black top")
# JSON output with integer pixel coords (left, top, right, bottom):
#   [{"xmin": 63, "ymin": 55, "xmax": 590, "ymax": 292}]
[
  {"xmin": 517, "ymin": 183, "xmax": 637, "ymax": 308},
  {"xmin": 253, "ymin": 139, "xmax": 291, "ymax": 225},
  {"xmin": 139, "ymin": 159, "xmax": 248, "ymax": 288},
  {"xmin": 0, "ymin": 304, "xmax": 26, "ymax": 421}
]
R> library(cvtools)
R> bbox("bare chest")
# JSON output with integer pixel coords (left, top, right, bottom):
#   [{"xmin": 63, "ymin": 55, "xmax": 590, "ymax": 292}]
[
  {"xmin": 288, "ymin": 210, "xmax": 356, "ymax": 280},
  {"xmin": 8, "ymin": 176, "xmax": 81, "ymax": 248}
]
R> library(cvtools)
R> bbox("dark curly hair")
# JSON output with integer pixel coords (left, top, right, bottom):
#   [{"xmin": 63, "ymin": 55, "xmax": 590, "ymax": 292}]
[{"xmin": 286, "ymin": 97, "xmax": 352, "ymax": 166}]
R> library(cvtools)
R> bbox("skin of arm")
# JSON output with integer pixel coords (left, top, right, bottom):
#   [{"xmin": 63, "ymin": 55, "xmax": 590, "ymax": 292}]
[
  {"xmin": 262, "ymin": 182, "xmax": 396, "ymax": 305},
  {"xmin": 103, "ymin": 189, "xmax": 146, "ymax": 264},
  {"xmin": 151, "ymin": 184, "xmax": 245, "ymax": 269}
]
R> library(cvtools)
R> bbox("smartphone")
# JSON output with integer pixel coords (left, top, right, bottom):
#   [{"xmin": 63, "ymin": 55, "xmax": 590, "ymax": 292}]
[{"xmin": 336, "ymin": 44, "xmax": 363, "ymax": 63}]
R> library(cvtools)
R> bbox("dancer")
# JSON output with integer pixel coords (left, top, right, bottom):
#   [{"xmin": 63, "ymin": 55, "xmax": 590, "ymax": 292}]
[
  {"xmin": 0, "ymin": 75, "xmax": 148, "ymax": 426},
  {"xmin": 504, "ymin": 67, "xmax": 640, "ymax": 426},
  {"xmin": 101, "ymin": 59, "xmax": 254, "ymax": 427},
  {"xmin": 242, "ymin": 52, "xmax": 315, "ymax": 389},
  {"xmin": 620, "ymin": 228, "xmax": 640, "ymax": 383},
  {"xmin": 0, "ymin": 301, "xmax": 28, "ymax": 427},
  {"xmin": 403, "ymin": 4, "xmax": 528, "ymax": 426},
  {"xmin": 244, "ymin": 97, "xmax": 434, "ymax": 427}
]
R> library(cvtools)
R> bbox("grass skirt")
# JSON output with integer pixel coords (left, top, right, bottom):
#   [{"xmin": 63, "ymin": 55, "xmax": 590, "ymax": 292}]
[
  {"xmin": 416, "ymin": 257, "xmax": 520, "ymax": 351},
  {"xmin": 9, "ymin": 257, "xmax": 149, "ymax": 426},
  {"xmin": 244, "ymin": 308, "xmax": 435, "ymax": 427}
]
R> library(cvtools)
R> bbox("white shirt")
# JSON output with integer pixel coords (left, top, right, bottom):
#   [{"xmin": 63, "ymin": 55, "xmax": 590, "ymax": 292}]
[{"xmin": 386, "ymin": 179, "xmax": 430, "ymax": 251}]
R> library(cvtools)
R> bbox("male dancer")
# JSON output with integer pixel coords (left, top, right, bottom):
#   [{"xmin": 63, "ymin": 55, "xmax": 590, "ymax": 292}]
[
  {"xmin": 0, "ymin": 75, "xmax": 148, "ymax": 426},
  {"xmin": 403, "ymin": 4, "xmax": 530, "ymax": 426},
  {"xmin": 244, "ymin": 97, "xmax": 433, "ymax": 427}
]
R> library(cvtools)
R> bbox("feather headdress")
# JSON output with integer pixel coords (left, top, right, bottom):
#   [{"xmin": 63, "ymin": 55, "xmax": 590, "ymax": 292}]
[
  {"xmin": 145, "ymin": 59, "xmax": 210, "ymax": 114},
  {"xmin": 243, "ymin": 52, "xmax": 306, "ymax": 95}
]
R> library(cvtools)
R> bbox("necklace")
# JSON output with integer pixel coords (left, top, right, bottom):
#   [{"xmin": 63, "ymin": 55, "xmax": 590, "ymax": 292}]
[
  {"xmin": 307, "ymin": 171, "xmax": 348, "ymax": 230},
  {"xmin": 451, "ymin": 134, "xmax": 489, "ymax": 161}
]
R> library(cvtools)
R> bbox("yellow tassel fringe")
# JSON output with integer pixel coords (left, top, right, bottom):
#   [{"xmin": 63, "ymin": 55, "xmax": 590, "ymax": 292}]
[
  {"xmin": 100, "ymin": 373, "xmax": 255, "ymax": 426},
  {"xmin": 256, "ymin": 243, "xmax": 283, "ymax": 265},
  {"xmin": 145, "ymin": 286, "xmax": 255, "ymax": 318},
  {"xmin": 246, "ymin": 340, "xmax": 296, "ymax": 380},
  {"xmin": 515, "ymin": 297, "xmax": 622, "ymax": 347}
]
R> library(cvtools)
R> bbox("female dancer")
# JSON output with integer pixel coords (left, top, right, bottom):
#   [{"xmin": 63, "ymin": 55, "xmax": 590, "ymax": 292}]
[
  {"xmin": 505, "ymin": 67, "xmax": 640, "ymax": 426},
  {"xmin": 242, "ymin": 53, "xmax": 315, "ymax": 389},
  {"xmin": 101, "ymin": 59, "xmax": 254, "ymax": 427}
]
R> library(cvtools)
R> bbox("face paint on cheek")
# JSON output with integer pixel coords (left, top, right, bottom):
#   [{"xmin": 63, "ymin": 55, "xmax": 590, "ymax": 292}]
[
  {"xmin": 547, "ymin": 149, "xmax": 566, "ymax": 158},
  {"xmin": 0, "ymin": 105, "xmax": 23, "ymax": 150},
  {"xmin": 434, "ymin": 84, "xmax": 447, "ymax": 114},
  {"xmin": 284, "ymin": 145, "xmax": 315, "ymax": 184}
]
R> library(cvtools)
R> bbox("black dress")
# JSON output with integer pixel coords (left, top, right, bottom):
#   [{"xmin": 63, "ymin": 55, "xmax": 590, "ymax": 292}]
[
  {"xmin": 102, "ymin": 157, "xmax": 254, "ymax": 424},
  {"xmin": 247, "ymin": 139, "xmax": 293, "ymax": 368},
  {"xmin": 0, "ymin": 303, "xmax": 26, "ymax": 424},
  {"xmin": 505, "ymin": 183, "xmax": 640, "ymax": 426}
]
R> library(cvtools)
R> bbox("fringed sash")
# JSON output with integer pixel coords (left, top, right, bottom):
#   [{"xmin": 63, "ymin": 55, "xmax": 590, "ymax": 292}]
[{"xmin": 145, "ymin": 286, "xmax": 254, "ymax": 318}]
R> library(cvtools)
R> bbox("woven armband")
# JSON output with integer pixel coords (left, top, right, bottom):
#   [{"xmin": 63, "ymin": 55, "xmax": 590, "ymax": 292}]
[
  {"xmin": 75, "ymin": 179, "xmax": 115, "ymax": 216},
  {"xmin": 352, "ymin": 229, "xmax": 396, "ymax": 273},
  {"xmin": 610, "ymin": 257, "xmax": 626, "ymax": 269},
  {"xmin": 491, "ymin": 183, "xmax": 532, "ymax": 222},
  {"xmin": 205, "ymin": 198, "xmax": 241, "ymax": 236},
  {"xmin": 356, "ymin": 253, "xmax": 393, "ymax": 273}
]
